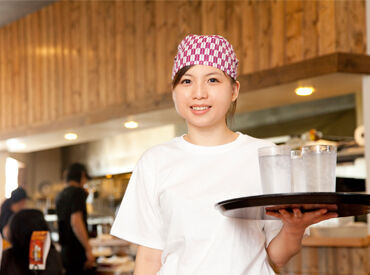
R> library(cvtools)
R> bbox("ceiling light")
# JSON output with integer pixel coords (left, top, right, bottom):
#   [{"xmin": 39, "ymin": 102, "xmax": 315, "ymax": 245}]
[
  {"xmin": 295, "ymin": 87, "xmax": 315, "ymax": 96},
  {"xmin": 124, "ymin": 121, "xmax": 139, "ymax": 129},
  {"xmin": 64, "ymin": 132, "xmax": 78, "ymax": 140}
]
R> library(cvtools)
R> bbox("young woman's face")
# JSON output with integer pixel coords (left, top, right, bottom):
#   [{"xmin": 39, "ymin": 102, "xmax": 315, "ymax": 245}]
[{"xmin": 172, "ymin": 65, "xmax": 239, "ymax": 131}]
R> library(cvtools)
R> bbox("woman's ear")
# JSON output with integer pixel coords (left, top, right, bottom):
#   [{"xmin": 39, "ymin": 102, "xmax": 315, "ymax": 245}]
[{"xmin": 231, "ymin": 81, "xmax": 240, "ymax": 102}]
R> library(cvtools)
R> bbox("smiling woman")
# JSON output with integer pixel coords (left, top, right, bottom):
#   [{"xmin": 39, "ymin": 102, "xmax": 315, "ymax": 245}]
[{"xmin": 110, "ymin": 34, "xmax": 338, "ymax": 275}]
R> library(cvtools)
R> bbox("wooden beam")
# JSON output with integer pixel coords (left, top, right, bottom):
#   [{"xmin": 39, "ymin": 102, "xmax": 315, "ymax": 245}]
[{"xmin": 239, "ymin": 53, "xmax": 370, "ymax": 93}]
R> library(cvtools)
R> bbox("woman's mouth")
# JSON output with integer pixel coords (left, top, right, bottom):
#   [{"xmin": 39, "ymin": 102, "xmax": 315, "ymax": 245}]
[
  {"xmin": 190, "ymin": 105, "xmax": 211, "ymax": 114},
  {"xmin": 191, "ymin": 106, "xmax": 211, "ymax": 111}
]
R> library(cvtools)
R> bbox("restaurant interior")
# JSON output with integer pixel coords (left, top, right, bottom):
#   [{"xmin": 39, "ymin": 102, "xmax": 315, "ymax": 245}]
[{"xmin": 0, "ymin": 0, "xmax": 369, "ymax": 274}]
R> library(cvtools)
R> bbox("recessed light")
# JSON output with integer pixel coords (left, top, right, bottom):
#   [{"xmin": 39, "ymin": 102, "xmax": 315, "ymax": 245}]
[
  {"xmin": 295, "ymin": 87, "xmax": 315, "ymax": 96},
  {"xmin": 124, "ymin": 121, "xmax": 139, "ymax": 129},
  {"xmin": 64, "ymin": 132, "xmax": 78, "ymax": 140}
]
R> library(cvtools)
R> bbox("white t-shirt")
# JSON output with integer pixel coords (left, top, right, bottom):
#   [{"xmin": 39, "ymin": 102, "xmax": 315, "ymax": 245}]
[{"xmin": 111, "ymin": 133, "xmax": 282, "ymax": 275}]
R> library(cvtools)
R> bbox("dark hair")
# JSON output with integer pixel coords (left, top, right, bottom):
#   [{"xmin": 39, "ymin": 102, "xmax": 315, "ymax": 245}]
[
  {"xmin": 8, "ymin": 209, "xmax": 50, "ymax": 266},
  {"xmin": 10, "ymin": 187, "xmax": 28, "ymax": 203},
  {"xmin": 66, "ymin": 162, "xmax": 90, "ymax": 183},
  {"xmin": 172, "ymin": 65, "xmax": 238, "ymax": 126}
]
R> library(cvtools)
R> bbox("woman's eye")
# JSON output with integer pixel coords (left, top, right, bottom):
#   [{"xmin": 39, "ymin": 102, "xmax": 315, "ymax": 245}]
[
  {"xmin": 209, "ymin": 78, "xmax": 219, "ymax": 83},
  {"xmin": 181, "ymin": 79, "xmax": 191, "ymax": 84}
]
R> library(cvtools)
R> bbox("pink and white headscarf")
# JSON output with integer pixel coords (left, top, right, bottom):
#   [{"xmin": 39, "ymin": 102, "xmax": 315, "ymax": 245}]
[{"xmin": 172, "ymin": 34, "xmax": 239, "ymax": 80}]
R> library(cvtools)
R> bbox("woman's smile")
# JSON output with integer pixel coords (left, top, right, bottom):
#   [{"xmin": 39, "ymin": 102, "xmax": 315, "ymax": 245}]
[{"xmin": 190, "ymin": 105, "xmax": 212, "ymax": 114}]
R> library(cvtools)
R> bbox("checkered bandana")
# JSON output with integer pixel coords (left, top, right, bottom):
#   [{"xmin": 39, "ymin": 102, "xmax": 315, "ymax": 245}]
[{"xmin": 172, "ymin": 34, "xmax": 239, "ymax": 80}]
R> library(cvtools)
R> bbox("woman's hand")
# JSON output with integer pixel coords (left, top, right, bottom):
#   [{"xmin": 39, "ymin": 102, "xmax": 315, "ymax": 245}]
[
  {"xmin": 266, "ymin": 207, "xmax": 338, "ymax": 234},
  {"xmin": 266, "ymin": 207, "xmax": 338, "ymax": 268}
]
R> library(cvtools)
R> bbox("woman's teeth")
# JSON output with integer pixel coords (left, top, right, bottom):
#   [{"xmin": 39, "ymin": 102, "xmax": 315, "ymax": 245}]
[{"xmin": 192, "ymin": 106, "xmax": 209, "ymax": 111}]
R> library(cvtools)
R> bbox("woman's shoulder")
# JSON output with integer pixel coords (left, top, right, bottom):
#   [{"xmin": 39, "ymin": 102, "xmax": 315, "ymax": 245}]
[
  {"xmin": 139, "ymin": 137, "xmax": 182, "ymax": 161},
  {"xmin": 239, "ymin": 133, "xmax": 275, "ymax": 148}
]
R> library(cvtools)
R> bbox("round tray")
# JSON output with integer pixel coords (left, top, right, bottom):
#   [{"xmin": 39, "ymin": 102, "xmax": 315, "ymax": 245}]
[{"xmin": 215, "ymin": 192, "xmax": 370, "ymax": 220}]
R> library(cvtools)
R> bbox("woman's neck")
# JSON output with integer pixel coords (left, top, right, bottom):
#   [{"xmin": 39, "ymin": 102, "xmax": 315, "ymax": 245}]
[{"xmin": 184, "ymin": 126, "xmax": 238, "ymax": 146}]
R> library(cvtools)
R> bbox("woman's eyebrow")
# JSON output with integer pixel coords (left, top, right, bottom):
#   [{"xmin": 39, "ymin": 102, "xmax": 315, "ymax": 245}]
[{"xmin": 205, "ymin": 72, "xmax": 222, "ymax": 77}]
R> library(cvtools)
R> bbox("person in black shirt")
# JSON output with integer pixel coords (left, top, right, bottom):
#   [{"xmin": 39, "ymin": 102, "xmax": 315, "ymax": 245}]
[{"xmin": 56, "ymin": 163, "xmax": 94, "ymax": 275}]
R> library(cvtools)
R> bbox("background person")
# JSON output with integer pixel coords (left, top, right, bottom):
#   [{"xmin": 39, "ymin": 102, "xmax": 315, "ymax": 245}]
[
  {"xmin": 56, "ymin": 162, "xmax": 94, "ymax": 275},
  {"xmin": 0, "ymin": 187, "xmax": 28, "ymax": 241},
  {"xmin": 0, "ymin": 208, "xmax": 63, "ymax": 275}
]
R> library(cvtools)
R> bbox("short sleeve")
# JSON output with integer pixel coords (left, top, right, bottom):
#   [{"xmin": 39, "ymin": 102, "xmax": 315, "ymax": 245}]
[
  {"xmin": 110, "ymin": 154, "xmax": 164, "ymax": 250},
  {"xmin": 263, "ymin": 220, "xmax": 283, "ymax": 247},
  {"xmin": 70, "ymin": 188, "xmax": 86, "ymax": 214}
]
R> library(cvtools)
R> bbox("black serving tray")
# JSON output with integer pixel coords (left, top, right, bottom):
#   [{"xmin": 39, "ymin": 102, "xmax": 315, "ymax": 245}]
[{"xmin": 215, "ymin": 192, "xmax": 370, "ymax": 220}]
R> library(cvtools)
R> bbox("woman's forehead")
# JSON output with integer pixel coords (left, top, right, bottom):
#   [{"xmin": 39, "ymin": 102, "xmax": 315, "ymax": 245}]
[{"xmin": 185, "ymin": 65, "xmax": 224, "ymax": 76}]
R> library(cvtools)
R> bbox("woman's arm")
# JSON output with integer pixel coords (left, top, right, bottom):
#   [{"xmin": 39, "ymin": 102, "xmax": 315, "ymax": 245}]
[
  {"xmin": 134, "ymin": 245, "xmax": 162, "ymax": 275},
  {"xmin": 266, "ymin": 208, "xmax": 337, "ymax": 268}
]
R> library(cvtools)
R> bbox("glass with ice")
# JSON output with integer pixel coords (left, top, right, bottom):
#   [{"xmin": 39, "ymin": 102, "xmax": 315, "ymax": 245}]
[
  {"xmin": 291, "ymin": 150, "xmax": 306, "ymax": 192},
  {"xmin": 302, "ymin": 145, "xmax": 337, "ymax": 192},
  {"xmin": 258, "ymin": 145, "xmax": 292, "ymax": 194}
]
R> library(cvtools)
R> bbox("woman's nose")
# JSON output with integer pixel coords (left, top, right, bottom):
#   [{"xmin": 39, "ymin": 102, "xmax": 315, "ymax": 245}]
[{"xmin": 192, "ymin": 82, "xmax": 208, "ymax": 99}]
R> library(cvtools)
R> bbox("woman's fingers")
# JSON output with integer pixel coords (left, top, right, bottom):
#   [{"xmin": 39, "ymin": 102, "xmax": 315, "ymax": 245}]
[{"xmin": 265, "ymin": 207, "xmax": 337, "ymax": 225}]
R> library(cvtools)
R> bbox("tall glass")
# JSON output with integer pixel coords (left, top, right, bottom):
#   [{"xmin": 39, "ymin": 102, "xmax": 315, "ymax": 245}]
[
  {"xmin": 302, "ymin": 145, "xmax": 337, "ymax": 192},
  {"xmin": 291, "ymin": 150, "xmax": 306, "ymax": 192},
  {"xmin": 258, "ymin": 145, "xmax": 292, "ymax": 194}
]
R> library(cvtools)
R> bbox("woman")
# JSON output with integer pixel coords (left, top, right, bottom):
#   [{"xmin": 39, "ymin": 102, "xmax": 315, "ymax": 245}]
[
  {"xmin": 0, "ymin": 209, "xmax": 63, "ymax": 275},
  {"xmin": 111, "ymin": 34, "xmax": 337, "ymax": 274}
]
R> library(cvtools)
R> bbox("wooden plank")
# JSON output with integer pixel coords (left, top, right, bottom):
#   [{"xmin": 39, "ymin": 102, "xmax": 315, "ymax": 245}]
[
  {"xmin": 200, "ymin": 1, "xmax": 216, "ymax": 35},
  {"xmin": 215, "ymin": 1, "xmax": 227, "ymax": 37},
  {"xmin": 0, "ymin": 29, "xmax": 4, "ymax": 130},
  {"xmin": 87, "ymin": 1, "xmax": 99, "ymax": 110},
  {"xmin": 3, "ymin": 25, "xmax": 11, "ymax": 129},
  {"xmin": 257, "ymin": 0, "xmax": 271, "ymax": 70},
  {"xmin": 61, "ymin": 2, "xmax": 72, "ymax": 116},
  {"xmin": 134, "ymin": 1, "xmax": 146, "ymax": 101},
  {"xmin": 114, "ymin": 0, "xmax": 126, "ymax": 104},
  {"xmin": 178, "ymin": 0, "xmax": 201, "ymax": 39},
  {"xmin": 24, "ymin": 15, "xmax": 34, "ymax": 125},
  {"xmin": 16, "ymin": 20, "xmax": 27, "ymax": 128},
  {"xmin": 285, "ymin": 0, "xmax": 303, "ymax": 63},
  {"xmin": 143, "ymin": 1, "xmax": 156, "ymax": 100},
  {"xmin": 124, "ymin": 1, "xmax": 135, "ymax": 103},
  {"xmin": 34, "ymin": 12, "xmax": 43, "ymax": 124},
  {"xmin": 335, "ymin": 0, "xmax": 349, "ymax": 53},
  {"xmin": 227, "ymin": 1, "xmax": 242, "ymax": 68},
  {"xmin": 97, "ymin": 1, "xmax": 107, "ymax": 108},
  {"xmin": 45, "ymin": 6, "xmax": 57, "ymax": 121},
  {"xmin": 104, "ymin": 1, "xmax": 116, "ymax": 106},
  {"xmin": 270, "ymin": 0, "xmax": 285, "ymax": 68},
  {"xmin": 164, "ymin": 2, "xmax": 178, "ymax": 94},
  {"xmin": 70, "ymin": 1, "xmax": 82, "ymax": 114},
  {"xmin": 7, "ymin": 24, "xmax": 19, "ymax": 128},
  {"xmin": 78, "ymin": 1, "xmax": 88, "ymax": 113},
  {"xmin": 303, "ymin": 0, "xmax": 318, "ymax": 59},
  {"xmin": 317, "ymin": 0, "xmax": 336, "ymax": 55},
  {"xmin": 154, "ymin": 1, "xmax": 168, "ymax": 95},
  {"xmin": 53, "ymin": 1, "xmax": 64, "ymax": 120},
  {"xmin": 240, "ymin": 0, "xmax": 257, "ymax": 74},
  {"xmin": 348, "ymin": 0, "xmax": 366, "ymax": 54},
  {"xmin": 40, "ymin": 8, "xmax": 49, "ymax": 123}
]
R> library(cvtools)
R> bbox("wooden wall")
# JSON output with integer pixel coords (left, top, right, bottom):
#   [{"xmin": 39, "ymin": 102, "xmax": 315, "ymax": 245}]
[{"xmin": 0, "ymin": 0, "xmax": 366, "ymax": 138}]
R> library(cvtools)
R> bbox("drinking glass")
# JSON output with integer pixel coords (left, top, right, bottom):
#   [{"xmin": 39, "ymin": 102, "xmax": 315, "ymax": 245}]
[
  {"xmin": 302, "ymin": 145, "xmax": 337, "ymax": 192},
  {"xmin": 291, "ymin": 150, "xmax": 306, "ymax": 192},
  {"xmin": 258, "ymin": 145, "xmax": 292, "ymax": 194}
]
